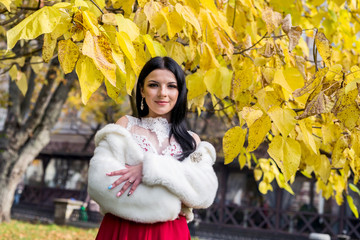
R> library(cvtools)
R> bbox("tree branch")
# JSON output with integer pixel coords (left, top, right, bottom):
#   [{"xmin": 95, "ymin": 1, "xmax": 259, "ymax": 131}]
[
  {"xmin": 89, "ymin": 0, "xmax": 104, "ymax": 14},
  {"xmin": 41, "ymin": 71, "xmax": 77, "ymax": 127},
  {"xmin": 20, "ymin": 68, "xmax": 36, "ymax": 120},
  {"xmin": 313, "ymin": 28, "xmax": 318, "ymax": 72},
  {"xmin": 234, "ymin": 32, "xmax": 268, "ymax": 55},
  {"xmin": 0, "ymin": 49, "xmax": 42, "ymax": 61}
]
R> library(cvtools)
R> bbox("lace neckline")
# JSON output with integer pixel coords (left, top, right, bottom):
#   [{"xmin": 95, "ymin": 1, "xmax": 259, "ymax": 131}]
[{"xmin": 126, "ymin": 115, "xmax": 171, "ymax": 147}]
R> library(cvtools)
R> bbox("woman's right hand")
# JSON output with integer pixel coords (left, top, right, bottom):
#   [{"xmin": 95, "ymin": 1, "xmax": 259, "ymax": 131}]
[{"xmin": 106, "ymin": 163, "xmax": 143, "ymax": 197}]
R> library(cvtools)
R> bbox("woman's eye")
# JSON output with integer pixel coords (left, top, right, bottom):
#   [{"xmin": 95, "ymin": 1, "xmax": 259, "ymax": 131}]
[
  {"xmin": 148, "ymin": 84, "xmax": 158, "ymax": 87},
  {"xmin": 169, "ymin": 85, "xmax": 178, "ymax": 89}
]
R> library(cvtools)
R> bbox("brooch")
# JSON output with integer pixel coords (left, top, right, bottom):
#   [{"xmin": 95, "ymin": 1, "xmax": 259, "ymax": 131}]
[{"xmin": 190, "ymin": 152, "xmax": 202, "ymax": 163}]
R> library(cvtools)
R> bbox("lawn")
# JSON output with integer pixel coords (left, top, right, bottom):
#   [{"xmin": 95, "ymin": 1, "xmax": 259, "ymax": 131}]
[{"xmin": 0, "ymin": 220, "xmax": 98, "ymax": 240}]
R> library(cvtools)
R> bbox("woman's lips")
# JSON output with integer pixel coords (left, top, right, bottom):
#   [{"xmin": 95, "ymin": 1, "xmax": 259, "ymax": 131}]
[{"xmin": 155, "ymin": 101, "xmax": 168, "ymax": 105}]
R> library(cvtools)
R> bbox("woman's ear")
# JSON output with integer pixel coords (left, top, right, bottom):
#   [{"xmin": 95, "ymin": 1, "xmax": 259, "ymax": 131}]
[{"xmin": 140, "ymin": 87, "xmax": 145, "ymax": 97}]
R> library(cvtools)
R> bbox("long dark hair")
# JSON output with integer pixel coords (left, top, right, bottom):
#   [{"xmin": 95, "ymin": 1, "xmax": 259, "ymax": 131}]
[{"xmin": 136, "ymin": 57, "xmax": 196, "ymax": 160}]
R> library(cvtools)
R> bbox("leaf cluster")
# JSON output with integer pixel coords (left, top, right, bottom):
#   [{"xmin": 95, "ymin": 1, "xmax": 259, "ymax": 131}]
[{"xmin": 3, "ymin": 0, "xmax": 360, "ymax": 216}]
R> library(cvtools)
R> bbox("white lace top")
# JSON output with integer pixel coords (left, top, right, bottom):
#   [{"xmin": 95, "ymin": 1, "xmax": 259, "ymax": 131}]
[{"xmin": 125, "ymin": 115, "xmax": 183, "ymax": 157}]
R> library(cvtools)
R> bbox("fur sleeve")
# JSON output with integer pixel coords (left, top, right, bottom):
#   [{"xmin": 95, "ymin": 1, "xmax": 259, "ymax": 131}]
[
  {"xmin": 87, "ymin": 124, "xmax": 182, "ymax": 223},
  {"xmin": 141, "ymin": 141, "xmax": 218, "ymax": 209}
]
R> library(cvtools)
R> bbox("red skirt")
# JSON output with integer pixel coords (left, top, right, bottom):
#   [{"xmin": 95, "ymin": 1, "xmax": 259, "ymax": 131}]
[{"xmin": 96, "ymin": 213, "xmax": 191, "ymax": 240}]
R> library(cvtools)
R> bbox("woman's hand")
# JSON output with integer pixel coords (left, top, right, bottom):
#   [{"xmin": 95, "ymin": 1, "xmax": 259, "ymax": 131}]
[{"xmin": 106, "ymin": 163, "xmax": 143, "ymax": 197}]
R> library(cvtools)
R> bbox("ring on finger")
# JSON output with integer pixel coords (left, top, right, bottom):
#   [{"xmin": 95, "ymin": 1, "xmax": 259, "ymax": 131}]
[{"xmin": 128, "ymin": 180, "xmax": 134, "ymax": 184}]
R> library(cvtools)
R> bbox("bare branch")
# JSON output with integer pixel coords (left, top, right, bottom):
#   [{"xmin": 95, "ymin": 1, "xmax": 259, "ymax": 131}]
[
  {"xmin": 89, "ymin": 0, "xmax": 104, "ymax": 14},
  {"xmin": 0, "ymin": 49, "xmax": 42, "ymax": 61},
  {"xmin": 20, "ymin": 68, "xmax": 36, "ymax": 120},
  {"xmin": 234, "ymin": 32, "xmax": 268, "ymax": 55},
  {"xmin": 313, "ymin": 28, "xmax": 318, "ymax": 72}
]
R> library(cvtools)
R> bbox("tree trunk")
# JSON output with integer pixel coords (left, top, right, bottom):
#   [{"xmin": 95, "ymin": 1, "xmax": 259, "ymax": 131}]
[{"xmin": 0, "ymin": 69, "xmax": 77, "ymax": 223}]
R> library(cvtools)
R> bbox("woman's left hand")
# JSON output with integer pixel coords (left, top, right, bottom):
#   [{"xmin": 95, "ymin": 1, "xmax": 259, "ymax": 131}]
[{"xmin": 106, "ymin": 163, "xmax": 143, "ymax": 197}]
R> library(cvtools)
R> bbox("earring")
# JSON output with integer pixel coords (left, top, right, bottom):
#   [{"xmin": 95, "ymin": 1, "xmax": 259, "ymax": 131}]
[{"xmin": 141, "ymin": 97, "xmax": 144, "ymax": 110}]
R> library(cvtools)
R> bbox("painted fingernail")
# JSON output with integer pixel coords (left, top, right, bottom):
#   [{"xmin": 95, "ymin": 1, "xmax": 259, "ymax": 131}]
[
  {"xmin": 117, "ymin": 192, "xmax": 122, "ymax": 197},
  {"xmin": 127, "ymin": 191, "xmax": 132, "ymax": 196},
  {"xmin": 108, "ymin": 185, "xmax": 112, "ymax": 189},
  {"xmin": 106, "ymin": 173, "xmax": 111, "ymax": 176}
]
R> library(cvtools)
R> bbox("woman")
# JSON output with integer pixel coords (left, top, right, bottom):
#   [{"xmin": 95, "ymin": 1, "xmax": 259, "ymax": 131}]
[{"xmin": 88, "ymin": 57, "xmax": 218, "ymax": 240}]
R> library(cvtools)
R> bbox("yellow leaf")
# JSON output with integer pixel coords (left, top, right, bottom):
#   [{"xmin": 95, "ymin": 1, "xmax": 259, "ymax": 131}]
[
  {"xmin": 288, "ymin": 26, "xmax": 302, "ymax": 52},
  {"xmin": 105, "ymin": 69, "xmax": 126, "ymax": 103},
  {"xmin": 82, "ymin": 10, "xmax": 100, "ymax": 36},
  {"xmin": 345, "ymin": 78, "xmax": 360, "ymax": 94},
  {"xmin": 268, "ymin": 106, "xmax": 297, "ymax": 137},
  {"xmin": 281, "ymin": 14, "xmax": 291, "ymax": 34},
  {"xmin": 42, "ymin": 33, "xmax": 57, "ymax": 63},
  {"xmin": 347, "ymin": 195, "xmax": 359, "ymax": 218},
  {"xmin": 247, "ymin": 115, "xmax": 271, "ymax": 152},
  {"xmin": 263, "ymin": 172, "xmax": 275, "ymax": 183},
  {"xmin": 333, "ymin": 89, "xmax": 360, "ymax": 130},
  {"xmin": 125, "ymin": 59, "xmax": 136, "ymax": 95},
  {"xmin": 261, "ymin": 67, "xmax": 275, "ymax": 84},
  {"xmin": 76, "ymin": 55, "xmax": 103, "ymax": 105},
  {"xmin": 241, "ymin": 107, "xmax": 263, "ymax": 127},
  {"xmin": 30, "ymin": 56, "xmax": 43, "ymax": 74},
  {"xmin": 293, "ymin": 67, "xmax": 327, "ymax": 97},
  {"xmin": 254, "ymin": 57, "xmax": 269, "ymax": 67},
  {"xmin": 144, "ymin": 1, "xmax": 164, "ymax": 31},
  {"xmin": 102, "ymin": 13, "xmax": 117, "ymax": 26},
  {"xmin": 0, "ymin": 0, "xmax": 11, "ymax": 11},
  {"xmin": 112, "ymin": 0, "xmax": 135, "ymax": 17},
  {"xmin": 83, "ymin": 31, "xmax": 116, "ymax": 86},
  {"xmin": 223, "ymin": 126, "xmax": 247, "ymax": 164},
  {"xmin": 231, "ymin": 58, "xmax": 255, "ymax": 98},
  {"xmin": 316, "ymin": 180, "xmax": 333, "ymax": 200},
  {"xmin": 268, "ymin": 135, "xmax": 301, "ymax": 181},
  {"xmin": 142, "ymin": 34, "xmax": 167, "ymax": 58},
  {"xmin": 175, "ymin": 4, "xmax": 201, "ymax": 38},
  {"xmin": 325, "ymin": 64, "xmax": 342, "ymax": 82},
  {"xmin": 322, "ymin": 121, "xmax": 342, "ymax": 146},
  {"xmin": 115, "ymin": 14, "xmax": 140, "ymax": 41},
  {"xmin": 349, "ymin": 183, "xmax": 360, "ymax": 196},
  {"xmin": 259, "ymin": 158, "xmax": 271, "ymax": 172},
  {"xmin": 204, "ymin": 67, "xmax": 233, "ymax": 99},
  {"xmin": 117, "ymin": 31, "xmax": 139, "ymax": 74},
  {"xmin": 298, "ymin": 119, "xmax": 318, "ymax": 154},
  {"xmin": 186, "ymin": 71, "xmax": 207, "ymax": 100},
  {"xmin": 58, "ymin": 39, "xmax": 80, "ymax": 74},
  {"xmin": 314, "ymin": 155, "xmax": 331, "ymax": 183},
  {"xmin": 255, "ymin": 88, "xmax": 284, "ymax": 112},
  {"xmin": 282, "ymin": 67, "xmax": 305, "ymax": 93},
  {"xmin": 74, "ymin": 0, "xmax": 89, "ymax": 8},
  {"xmin": 7, "ymin": 6, "xmax": 62, "ymax": 50},
  {"xmin": 164, "ymin": 40, "xmax": 186, "ymax": 65},
  {"xmin": 262, "ymin": 7, "xmax": 283, "ymax": 33},
  {"xmin": 199, "ymin": 42, "xmax": 220, "ymax": 71},
  {"xmin": 238, "ymin": 152, "xmax": 247, "ymax": 169},
  {"xmin": 296, "ymin": 90, "xmax": 335, "ymax": 120},
  {"xmin": 92, "ymin": 0, "xmax": 105, "ymax": 9},
  {"xmin": 188, "ymin": 93, "xmax": 206, "ymax": 114},
  {"xmin": 160, "ymin": 6, "xmax": 185, "ymax": 39},
  {"xmin": 332, "ymin": 135, "xmax": 349, "ymax": 168},
  {"xmin": 254, "ymin": 168, "xmax": 263, "ymax": 181},
  {"xmin": 258, "ymin": 181, "xmax": 273, "ymax": 194},
  {"xmin": 315, "ymin": 31, "xmax": 332, "ymax": 67},
  {"xmin": 9, "ymin": 65, "xmax": 27, "ymax": 96},
  {"xmin": 112, "ymin": 47, "xmax": 126, "ymax": 74}
]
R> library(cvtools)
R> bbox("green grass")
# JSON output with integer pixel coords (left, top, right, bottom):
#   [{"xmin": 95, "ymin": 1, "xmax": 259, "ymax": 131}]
[
  {"xmin": 0, "ymin": 220, "xmax": 98, "ymax": 240},
  {"xmin": 0, "ymin": 220, "xmax": 202, "ymax": 239}
]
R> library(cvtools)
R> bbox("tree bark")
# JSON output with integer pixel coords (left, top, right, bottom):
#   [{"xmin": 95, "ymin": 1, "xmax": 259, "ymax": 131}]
[{"xmin": 0, "ymin": 68, "xmax": 77, "ymax": 223}]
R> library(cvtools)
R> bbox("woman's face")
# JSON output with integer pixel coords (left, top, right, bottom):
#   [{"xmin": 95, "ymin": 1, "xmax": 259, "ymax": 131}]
[{"xmin": 141, "ymin": 69, "xmax": 179, "ymax": 121}]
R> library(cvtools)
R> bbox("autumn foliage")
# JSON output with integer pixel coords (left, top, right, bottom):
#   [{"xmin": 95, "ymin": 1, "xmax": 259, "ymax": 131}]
[{"xmin": 2, "ymin": 0, "xmax": 360, "ymax": 216}]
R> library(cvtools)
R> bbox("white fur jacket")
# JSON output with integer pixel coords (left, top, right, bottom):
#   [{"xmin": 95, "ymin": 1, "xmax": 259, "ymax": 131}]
[{"xmin": 87, "ymin": 124, "xmax": 218, "ymax": 223}]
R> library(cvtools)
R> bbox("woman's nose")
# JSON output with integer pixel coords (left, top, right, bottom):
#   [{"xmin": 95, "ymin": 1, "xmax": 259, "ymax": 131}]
[{"xmin": 159, "ymin": 86, "xmax": 167, "ymax": 96}]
